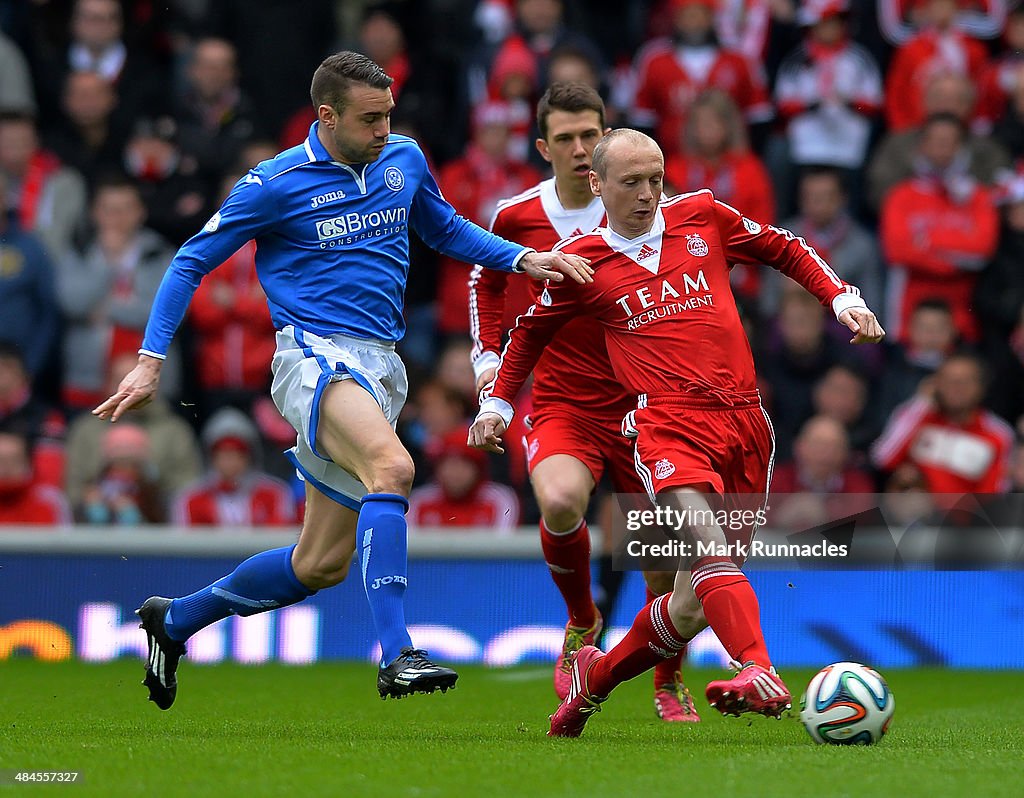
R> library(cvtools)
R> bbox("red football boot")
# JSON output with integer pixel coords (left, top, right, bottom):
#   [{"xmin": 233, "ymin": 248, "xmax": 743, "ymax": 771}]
[
  {"xmin": 553, "ymin": 613, "xmax": 603, "ymax": 700},
  {"xmin": 705, "ymin": 661, "xmax": 792, "ymax": 718},
  {"xmin": 548, "ymin": 645, "xmax": 607, "ymax": 738}
]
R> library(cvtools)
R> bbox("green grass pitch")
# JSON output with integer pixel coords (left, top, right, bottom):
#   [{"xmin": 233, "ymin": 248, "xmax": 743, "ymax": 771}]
[{"xmin": 1, "ymin": 660, "xmax": 1022, "ymax": 797}]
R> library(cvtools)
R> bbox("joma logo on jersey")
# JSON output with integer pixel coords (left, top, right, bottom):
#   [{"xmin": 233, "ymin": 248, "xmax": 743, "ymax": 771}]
[
  {"xmin": 310, "ymin": 189, "xmax": 346, "ymax": 208},
  {"xmin": 315, "ymin": 206, "xmax": 408, "ymax": 242}
]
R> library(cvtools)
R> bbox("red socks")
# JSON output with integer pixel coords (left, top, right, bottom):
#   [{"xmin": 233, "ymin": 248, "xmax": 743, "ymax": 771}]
[
  {"xmin": 588, "ymin": 594, "xmax": 684, "ymax": 696},
  {"xmin": 647, "ymin": 586, "xmax": 685, "ymax": 687},
  {"xmin": 690, "ymin": 556, "xmax": 771, "ymax": 668},
  {"xmin": 540, "ymin": 519, "xmax": 597, "ymax": 628}
]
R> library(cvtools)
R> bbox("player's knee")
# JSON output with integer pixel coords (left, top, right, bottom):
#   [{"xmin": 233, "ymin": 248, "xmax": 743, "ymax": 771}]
[
  {"xmin": 366, "ymin": 451, "xmax": 415, "ymax": 496},
  {"xmin": 536, "ymin": 485, "xmax": 587, "ymax": 532},
  {"xmin": 643, "ymin": 570, "xmax": 675, "ymax": 596}
]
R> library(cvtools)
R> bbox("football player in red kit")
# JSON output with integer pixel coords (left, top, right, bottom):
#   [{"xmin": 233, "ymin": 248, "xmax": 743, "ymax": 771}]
[
  {"xmin": 470, "ymin": 129, "xmax": 884, "ymax": 737},
  {"xmin": 470, "ymin": 84, "xmax": 697, "ymax": 721}
]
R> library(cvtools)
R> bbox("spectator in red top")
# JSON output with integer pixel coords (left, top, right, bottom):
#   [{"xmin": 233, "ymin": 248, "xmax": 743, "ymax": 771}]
[
  {"xmin": 976, "ymin": 5, "xmax": 1024, "ymax": 131},
  {"xmin": 664, "ymin": 89, "xmax": 773, "ymax": 301},
  {"xmin": 0, "ymin": 344, "xmax": 64, "ymax": 488},
  {"xmin": 880, "ymin": 113, "xmax": 1000, "ymax": 343},
  {"xmin": 173, "ymin": 407, "xmax": 294, "ymax": 527},
  {"xmin": 868, "ymin": 70, "xmax": 1010, "ymax": 212},
  {"xmin": 631, "ymin": 0, "xmax": 772, "ymax": 157},
  {"xmin": 435, "ymin": 102, "xmax": 543, "ymax": 335},
  {"xmin": 0, "ymin": 111, "xmax": 87, "ymax": 260},
  {"xmin": 885, "ymin": 0, "xmax": 991, "ymax": 132},
  {"xmin": 0, "ymin": 430, "xmax": 70, "ymax": 526},
  {"xmin": 770, "ymin": 415, "xmax": 875, "ymax": 529},
  {"xmin": 774, "ymin": 1, "xmax": 883, "ymax": 173},
  {"xmin": 189, "ymin": 172, "xmax": 277, "ymax": 417},
  {"xmin": 872, "ymin": 352, "xmax": 1015, "ymax": 494},
  {"xmin": 408, "ymin": 430, "xmax": 519, "ymax": 531}
]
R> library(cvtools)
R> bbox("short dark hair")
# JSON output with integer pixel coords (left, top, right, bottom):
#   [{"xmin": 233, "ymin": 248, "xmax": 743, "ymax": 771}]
[
  {"xmin": 310, "ymin": 51, "xmax": 393, "ymax": 113},
  {"xmin": 799, "ymin": 164, "xmax": 846, "ymax": 191},
  {"xmin": 0, "ymin": 110, "xmax": 35, "ymax": 127},
  {"xmin": 0, "ymin": 341, "xmax": 27, "ymax": 370},
  {"xmin": 537, "ymin": 82, "xmax": 605, "ymax": 141},
  {"xmin": 912, "ymin": 297, "xmax": 954, "ymax": 317},
  {"xmin": 921, "ymin": 111, "xmax": 967, "ymax": 139}
]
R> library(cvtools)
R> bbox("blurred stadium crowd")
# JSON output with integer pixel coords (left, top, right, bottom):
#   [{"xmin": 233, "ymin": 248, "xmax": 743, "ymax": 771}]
[{"xmin": 1, "ymin": 0, "xmax": 1024, "ymax": 530}]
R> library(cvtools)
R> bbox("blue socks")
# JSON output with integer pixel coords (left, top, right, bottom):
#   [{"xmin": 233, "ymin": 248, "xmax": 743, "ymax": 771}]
[
  {"xmin": 164, "ymin": 545, "xmax": 314, "ymax": 641},
  {"xmin": 161, "ymin": 495, "xmax": 414, "ymax": 666},
  {"xmin": 358, "ymin": 493, "xmax": 413, "ymax": 665}
]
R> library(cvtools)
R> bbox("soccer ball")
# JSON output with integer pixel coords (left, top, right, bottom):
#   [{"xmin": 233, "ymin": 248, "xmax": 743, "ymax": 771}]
[{"xmin": 800, "ymin": 662, "xmax": 895, "ymax": 745}]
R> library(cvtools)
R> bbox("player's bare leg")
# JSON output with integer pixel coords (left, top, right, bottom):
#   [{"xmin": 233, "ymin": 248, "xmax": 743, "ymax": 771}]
[
  {"xmin": 645, "ymin": 570, "xmax": 699, "ymax": 722},
  {"xmin": 317, "ymin": 380, "xmax": 458, "ymax": 698},
  {"xmin": 531, "ymin": 454, "xmax": 603, "ymax": 699},
  {"xmin": 662, "ymin": 488, "xmax": 790, "ymax": 718}
]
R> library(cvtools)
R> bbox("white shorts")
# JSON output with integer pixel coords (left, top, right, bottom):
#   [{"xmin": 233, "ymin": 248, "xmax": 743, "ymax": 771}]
[{"xmin": 270, "ymin": 326, "xmax": 408, "ymax": 510}]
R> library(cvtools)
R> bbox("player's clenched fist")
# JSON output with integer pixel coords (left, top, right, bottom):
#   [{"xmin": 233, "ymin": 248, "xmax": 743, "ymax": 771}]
[
  {"xmin": 468, "ymin": 412, "xmax": 508, "ymax": 454},
  {"xmin": 838, "ymin": 307, "xmax": 885, "ymax": 345}
]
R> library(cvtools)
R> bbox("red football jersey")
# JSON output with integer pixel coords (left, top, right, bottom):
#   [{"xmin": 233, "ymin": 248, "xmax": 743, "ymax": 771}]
[
  {"xmin": 632, "ymin": 40, "xmax": 773, "ymax": 157},
  {"xmin": 871, "ymin": 395, "xmax": 1014, "ymax": 494},
  {"xmin": 469, "ymin": 178, "xmax": 635, "ymax": 419},
  {"xmin": 490, "ymin": 190, "xmax": 861, "ymax": 404}
]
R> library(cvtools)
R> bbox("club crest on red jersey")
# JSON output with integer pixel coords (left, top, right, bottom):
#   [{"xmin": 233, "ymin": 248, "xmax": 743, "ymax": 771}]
[
  {"xmin": 654, "ymin": 458, "xmax": 676, "ymax": 479},
  {"xmin": 686, "ymin": 233, "xmax": 709, "ymax": 257}
]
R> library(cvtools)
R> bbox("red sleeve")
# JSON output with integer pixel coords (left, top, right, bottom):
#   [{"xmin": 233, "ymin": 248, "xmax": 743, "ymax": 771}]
[
  {"xmin": 711, "ymin": 196, "xmax": 851, "ymax": 308},
  {"xmin": 884, "ymin": 45, "xmax": 917, "ymax": 131},
  {"xmin": 489, "ymin": 275, "xmax": 584, "ymax": 405},
  {"xmin": 468, "ymin": 208, "xmax": 513, "ymax": 364}
]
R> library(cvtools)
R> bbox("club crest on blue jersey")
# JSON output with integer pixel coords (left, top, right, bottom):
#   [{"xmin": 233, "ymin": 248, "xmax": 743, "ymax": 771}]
[{"xmin": 384, "ymin": 166, "xmax": 405, "ymax": 191}]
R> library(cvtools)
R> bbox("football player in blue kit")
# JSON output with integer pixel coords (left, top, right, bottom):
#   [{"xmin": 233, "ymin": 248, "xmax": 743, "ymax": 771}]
[{"xmin": 94, "ymin": 51, "xmax": 593, "ymax": 709}]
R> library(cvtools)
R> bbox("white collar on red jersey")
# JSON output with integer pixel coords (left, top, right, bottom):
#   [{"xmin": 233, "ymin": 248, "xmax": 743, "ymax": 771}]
[
  {"xmin": 539, "ymin": 178, "xmax": 606, "ymax": 241},
  {"xmin": 601, "ymin": 208, "xmax": 666, "ymax": 275}
]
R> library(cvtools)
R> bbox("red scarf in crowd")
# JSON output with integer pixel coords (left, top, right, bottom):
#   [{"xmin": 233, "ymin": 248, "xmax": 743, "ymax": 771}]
[{"xmin": 18, "ymin": 150, "xmax": 60, "ymax": 231}]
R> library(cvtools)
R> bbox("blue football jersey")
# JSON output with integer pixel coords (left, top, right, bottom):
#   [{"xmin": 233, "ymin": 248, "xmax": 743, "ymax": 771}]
[{"xmin": 140, "ymin": 124, "xmax": 529, "ymax": 357}]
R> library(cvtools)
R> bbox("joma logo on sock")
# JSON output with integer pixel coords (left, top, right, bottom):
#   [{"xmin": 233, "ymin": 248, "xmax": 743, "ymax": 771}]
[{"xmin": 370, "ymin": 575, "xmax": 408, "ymax": 590}]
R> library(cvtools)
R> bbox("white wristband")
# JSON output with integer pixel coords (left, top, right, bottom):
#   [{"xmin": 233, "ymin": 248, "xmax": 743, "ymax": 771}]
[
  {"xmin": 831, "ymin": 292, "xmax": 869, "ymax": 320},
  {"xmin": 472, "ymin": 351, "xmax": 500, "ymax": 381},
  {"xmin": 477, "ymin": 396, "xmax": 514, "ymax": 427}
]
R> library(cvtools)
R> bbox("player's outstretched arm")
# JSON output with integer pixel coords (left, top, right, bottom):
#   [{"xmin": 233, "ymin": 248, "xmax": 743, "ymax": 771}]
[
  {"xmin": 92, "ymin": 354, "xmax": 163, "ymax": 422},
  {"xmin": 518, "ymin": 251, "xmax": 593, "ymax": 284},
  {"xmin": 838, "ymin": 306, "xmax": 885, "ymax": 344},
  {"xmin": 468, "ymin": 412, "xmax": 508, "ymax": 454}
]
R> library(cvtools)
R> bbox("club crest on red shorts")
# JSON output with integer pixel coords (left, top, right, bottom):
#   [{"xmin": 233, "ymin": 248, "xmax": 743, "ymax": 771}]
[{"xmin": 655, "ymin": 458, "xmax": 676, "ymax": 479}]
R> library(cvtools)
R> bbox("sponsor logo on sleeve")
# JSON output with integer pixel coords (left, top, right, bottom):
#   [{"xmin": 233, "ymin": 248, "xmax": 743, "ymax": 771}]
[
  {"xmin": 204, "ymin": 212, "xmax": 221, "ymax": 233},
  {"xmin": 742, "ymin": 217, "xmax": 762, "ymax": 235}
]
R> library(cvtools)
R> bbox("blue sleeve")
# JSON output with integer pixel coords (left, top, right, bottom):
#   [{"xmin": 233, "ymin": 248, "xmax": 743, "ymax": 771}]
[
  {"xmin": 409, "ymin": 153, "xmax": 530, "ymax": 272},
  {"xmin": 140, "ymin": 171, "xmax": 276, "ymax": 358}
]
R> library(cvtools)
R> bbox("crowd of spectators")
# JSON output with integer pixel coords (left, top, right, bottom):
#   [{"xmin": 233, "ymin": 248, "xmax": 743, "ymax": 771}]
[{"xmin": 1, "ymin": 0, "xmax": 1023, "ymax": 531}]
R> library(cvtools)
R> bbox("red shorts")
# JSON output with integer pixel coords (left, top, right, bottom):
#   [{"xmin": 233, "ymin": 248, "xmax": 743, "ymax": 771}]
[
  {"xmin": 524, "ymin": 405, "xmax": 644, "ymax": 493},
  {"xmin": 624, "ymin": 391, "xmax": 774, "ymax": 501}
]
